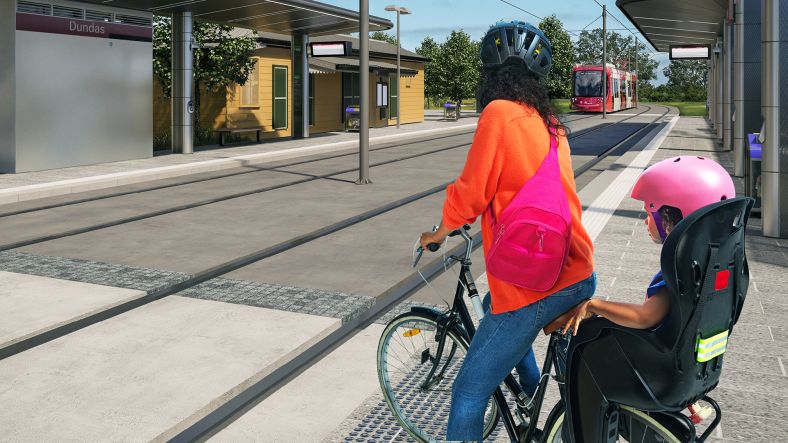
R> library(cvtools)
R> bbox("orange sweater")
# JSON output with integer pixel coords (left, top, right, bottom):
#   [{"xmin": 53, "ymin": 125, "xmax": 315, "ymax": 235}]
[{"xmin": 442, "ymin": 100, "xmax": 595, "ymax": 314}]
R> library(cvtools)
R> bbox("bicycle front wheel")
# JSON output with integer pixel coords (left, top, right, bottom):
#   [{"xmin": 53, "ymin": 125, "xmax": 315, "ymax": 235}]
[
  {"xmin": 542, "ymin": 401, "xmax": 683, "ymax": 443},
  {"xmin": 377, "ymin": 310, "xmax": 499, "ymax": 442}
]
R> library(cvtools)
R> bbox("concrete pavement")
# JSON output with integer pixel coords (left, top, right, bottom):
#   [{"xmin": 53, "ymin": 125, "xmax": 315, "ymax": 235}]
[{"xmin": 7, "ymin": 108, "xmax": 778, "ymax": 442}]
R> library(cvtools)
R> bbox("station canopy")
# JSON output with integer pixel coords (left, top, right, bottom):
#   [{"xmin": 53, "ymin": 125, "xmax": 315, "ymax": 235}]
[
  {"xmin": 616, "ymin": 0, "xmax": 725, "ymax": 52},
  {"xmin": 71, "ymin": 0, "xmax": 392, "ymax": 36}
]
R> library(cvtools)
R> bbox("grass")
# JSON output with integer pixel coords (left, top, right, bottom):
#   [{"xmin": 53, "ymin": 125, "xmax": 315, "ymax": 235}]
[
  {"xmin": 647, "ymin": 101, "xmax": 706, "ymax": 117},
  {"xmin": 552, "ymin": 99, "xmax": 571, "ymax": 114},
  {"xmin": 426, "ymin": 98, "xmax": 573, "ymax": 113}
]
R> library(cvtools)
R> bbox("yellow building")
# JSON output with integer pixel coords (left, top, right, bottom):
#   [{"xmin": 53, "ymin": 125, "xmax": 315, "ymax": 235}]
[{"xmin": 153, "ymin": 33, "xmax": 427, "ymax": 145}]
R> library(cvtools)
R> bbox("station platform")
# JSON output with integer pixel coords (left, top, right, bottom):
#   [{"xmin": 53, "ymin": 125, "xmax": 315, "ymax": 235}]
[{"xmin": 0, "ymin": 107, "xmax": 782, "ymax": 442}]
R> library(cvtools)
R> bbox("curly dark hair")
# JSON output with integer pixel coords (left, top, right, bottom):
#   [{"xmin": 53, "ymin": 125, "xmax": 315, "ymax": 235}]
[{"xmin": 476, "ymin": 61, "xmax": 567, "ymax": 136}]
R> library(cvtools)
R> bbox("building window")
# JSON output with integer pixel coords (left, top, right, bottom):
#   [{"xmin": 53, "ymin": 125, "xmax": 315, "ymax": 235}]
[
  {"xmin": 389, "ymin": 74, "xmax": 399, "ymax": 120},
  {"xmin": 309, "ymin": 74, "xmax": 315, "ymax": 126},
  {"xmin": 241, "ymin": 59, "xmax": 259, "ymax": 107},
  {"xmin": 342, "ymin": 72, "xmax": 360, "ymax": 122},
  {"xmin": 273, "ymin": 65, "xmax": 288, "ymax": 130}
]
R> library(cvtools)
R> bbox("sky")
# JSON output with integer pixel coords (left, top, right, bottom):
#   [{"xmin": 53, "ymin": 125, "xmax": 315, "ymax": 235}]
[{"xmin": 324, "ymin": 0, "xmax": 670, "ymax": 84}]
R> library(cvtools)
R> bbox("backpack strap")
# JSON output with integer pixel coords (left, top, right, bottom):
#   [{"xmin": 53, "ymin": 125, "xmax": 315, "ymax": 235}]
[{"xmin": 487, "ymin": 133, "xmax": 559, "ymax": 225}]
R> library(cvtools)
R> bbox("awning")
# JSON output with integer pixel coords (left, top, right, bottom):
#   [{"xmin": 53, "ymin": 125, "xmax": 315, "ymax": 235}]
[
  {"xmin": 70, "ymin": 0, "xmax": 392, "ymax": 36},
  {"xmin": 616, "ymin": 0, "xmax": 725, "ymax": 52},
  {"xmin": 309, "ymin": 57, "xmax": 337, "ymax": 74},
  {"xmin": 309, "ymin": 57, "xmax": 418, "ymax": 76}
]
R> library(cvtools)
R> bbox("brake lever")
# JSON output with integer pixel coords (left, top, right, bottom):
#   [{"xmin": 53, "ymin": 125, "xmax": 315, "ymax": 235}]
[{"xmin": 412, "ymin": 225, "xmax": 440, "ymax": 268}]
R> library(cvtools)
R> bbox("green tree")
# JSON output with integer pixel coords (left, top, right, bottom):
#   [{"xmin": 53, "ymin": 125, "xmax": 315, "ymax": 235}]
[
  {"xmin": 574, "ymin": 29, "xmax": 659, "ymax": 84},
  {"xmin": 370, "ymin": 31, "xmax": 397, "ymax": 45},
  {"xmin": 416, "ymin": 36, "xmax": 441, "ymax": 106},
  {"xmin": 664, "ymin": 59, "xmax": 707, "ymax": 89},
  {"xmin": 538, "ymin": 15, "xmax": 573, "ymax": 98},
  {"xmin": 433, "ymin": 30, "xmax": 482, "ymax": 107},
  {"xmin": 153, "ymin": 16, "xmax": 258, "ymax": 134}
]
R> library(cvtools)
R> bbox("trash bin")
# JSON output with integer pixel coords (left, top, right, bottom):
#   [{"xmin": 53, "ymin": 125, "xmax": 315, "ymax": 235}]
[
  {"xmin": 747, "ymin": 133, "xmax": 762, "ymax": 212},
  {"xmin": 443, "ymin": 102, "xmax": 459, "ymax": 121},
  {"xmin": 345, "ymin": 106, "xmax": 360, "ymax": 132}
]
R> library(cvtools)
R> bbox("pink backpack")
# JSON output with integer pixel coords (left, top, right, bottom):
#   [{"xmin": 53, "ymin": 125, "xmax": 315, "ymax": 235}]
[{"xmin": 485, "ymin": 134, "xmax": 572, "ymax": 291}]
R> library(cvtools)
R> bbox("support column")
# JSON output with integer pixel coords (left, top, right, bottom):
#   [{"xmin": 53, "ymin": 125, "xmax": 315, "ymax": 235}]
[
  {"xmin": 357, "ymin": 0, "xmax": 371, "ymax": 184},
  {"xmin": 761, "ymin": 0, "xmax": 786, "ymax": 237},
  {"xmin": 724, "ymin": 17, "xmax": 734, "ymax": 151},
  {"xmin": 709, "ymin": 54, "xmax": 716, "ymax": 125},
  {"xmin": 717, "ymin": 39, "xmax": 724, "ymax": 140},
  {"xmin": 736, "ymin": 0, "xmax": 762, "ymax": 186},
  {"xmin": 733, "ymin": 0, "xmax": 744, "ymax": 175},
  {"xmin": 291, "ymin": 32, "xmax": 309, "ymax": 139},
  {"xmin": 171, "ymin": 11, "xmax": 194, "ymax": 154},
  {"xmin": 0, "ymin": 0, "xmax": 16, "ymax": 172}
]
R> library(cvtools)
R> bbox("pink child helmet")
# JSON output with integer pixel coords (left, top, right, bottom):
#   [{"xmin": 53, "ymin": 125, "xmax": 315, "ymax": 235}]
[{"xmin": 631, "ymin": 156, "xmax": 735, "ymax": 240}]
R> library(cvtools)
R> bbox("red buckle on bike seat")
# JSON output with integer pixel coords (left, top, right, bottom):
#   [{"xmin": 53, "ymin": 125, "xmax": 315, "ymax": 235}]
[{"xmin": 714, "ymin": 270, "xmax": 730, "ymax": 291}]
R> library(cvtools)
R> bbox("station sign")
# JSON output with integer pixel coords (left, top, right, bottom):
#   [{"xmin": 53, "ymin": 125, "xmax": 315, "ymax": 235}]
[
  {"xmin": 16, "ymin": 13, "xmax": 152, "ymax": 41},
  {"xmin": 310, "ymin": 41, "xmax": 353, "ymax": 57},
  {"xmin": 669, "ymin": 45, "xmax": 710, "ymax": 60}
]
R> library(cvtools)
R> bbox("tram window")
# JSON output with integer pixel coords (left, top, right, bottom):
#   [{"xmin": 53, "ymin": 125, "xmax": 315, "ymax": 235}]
[{"xmin": 574, "ymin": 70, "xmax": 602, "ymax": 97}]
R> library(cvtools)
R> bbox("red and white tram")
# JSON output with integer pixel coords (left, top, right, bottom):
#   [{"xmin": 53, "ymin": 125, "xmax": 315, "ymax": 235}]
[{"xmin": 570, "ymin": 64, "xmax": 638, "ymax": 113}]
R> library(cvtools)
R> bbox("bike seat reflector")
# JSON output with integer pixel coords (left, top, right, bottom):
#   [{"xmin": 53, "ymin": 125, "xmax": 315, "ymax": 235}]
[
  {"xmin": 714, "ymin": 270, "xmax": 730, "ymax": 291},
  {"xmin": 696, "ymin": 330, "xmax": 729, "ymax": 362}
]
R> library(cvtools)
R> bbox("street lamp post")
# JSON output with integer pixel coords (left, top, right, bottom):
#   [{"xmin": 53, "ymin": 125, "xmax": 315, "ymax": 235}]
[{"xmin": 385, "ymin": 5, "xmax": 411, "ymax": 129}]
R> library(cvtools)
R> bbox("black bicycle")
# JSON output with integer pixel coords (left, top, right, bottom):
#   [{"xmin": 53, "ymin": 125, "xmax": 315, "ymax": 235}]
[{"xmin": 376, "ymin": 225, "xmax": 721, "ymax": 442}]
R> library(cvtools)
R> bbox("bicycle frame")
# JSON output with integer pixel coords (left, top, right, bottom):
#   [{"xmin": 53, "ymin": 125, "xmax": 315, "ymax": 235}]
[
  {"xmin": 417, "ymin": 228, "xmax": 570, "ymax": 442},
  {"xmin": 412, "ymin": 228, "xmax": 724, "ymax": 442}
]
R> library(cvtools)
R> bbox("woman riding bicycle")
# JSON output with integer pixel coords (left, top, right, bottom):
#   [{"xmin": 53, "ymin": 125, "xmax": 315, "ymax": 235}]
[{"xmin": 419, "ymin": 21, "xmax": 595, "ymax": 441}]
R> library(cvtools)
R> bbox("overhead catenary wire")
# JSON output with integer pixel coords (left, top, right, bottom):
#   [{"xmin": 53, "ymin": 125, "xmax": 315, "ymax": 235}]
[
  {"xmin": 495, "ymin": 0, "xmax": 582, "ymax": 38},
  {"xmin": 593, "ymin": 0, "xmax": 658, "ymax": 54}
]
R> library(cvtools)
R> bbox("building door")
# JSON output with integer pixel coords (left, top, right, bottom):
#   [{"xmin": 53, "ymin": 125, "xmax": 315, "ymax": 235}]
[
  {"xmin": 342, "ymin": 72, "xmax": 360, "ymax": 122},
  {"xmin": 273, "ymin": 65, "xmax": 288, "ymax": 130}
]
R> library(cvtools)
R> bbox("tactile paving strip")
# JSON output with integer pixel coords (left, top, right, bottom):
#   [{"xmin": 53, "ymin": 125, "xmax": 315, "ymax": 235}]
[{"xmin": 0, "ymin": 250, "xmax": 190, "ymax": 291}]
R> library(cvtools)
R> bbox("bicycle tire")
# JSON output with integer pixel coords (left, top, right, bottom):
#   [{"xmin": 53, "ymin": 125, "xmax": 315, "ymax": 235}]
[
  {"xmin": 377, "ymin": 310, "xmax": 500, "ymax": 442},
  {"xmin": 542, "ymin": 401, "xmax": 683, "ymax": 443}
]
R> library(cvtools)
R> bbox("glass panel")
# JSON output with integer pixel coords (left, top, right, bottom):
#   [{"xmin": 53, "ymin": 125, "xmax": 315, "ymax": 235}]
[
  {"xmin": 241, "ymin": 60, "xmax": 259, "ymax": 106},
  {"xmin": 274, "ymin": 99, "xmax": 287, "ymax": 129},
  {"xmin": 390, "ymin": 96, "xmax": 398, "ymax": 119},
  {"xmin": 274, "ymin": 66, "xmax": 287, "ymax": 98},
  {"xmin": 273, "ymin": 66, "xmax": 288, "ymax": 129},
  {"xmin": 573, "ymin": 70, "xmax": 602, "ymax": 97}
]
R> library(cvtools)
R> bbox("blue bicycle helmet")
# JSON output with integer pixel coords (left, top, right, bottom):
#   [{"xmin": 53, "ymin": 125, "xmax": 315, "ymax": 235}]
[{"xmin": 480, "ymin": 21, "xmax": 553, "ymax": 79}]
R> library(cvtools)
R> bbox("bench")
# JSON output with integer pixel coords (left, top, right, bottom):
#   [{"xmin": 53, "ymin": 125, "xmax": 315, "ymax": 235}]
[{"xmin": 213, "ymin": 126, "xmax": 265, "ymax": 146}]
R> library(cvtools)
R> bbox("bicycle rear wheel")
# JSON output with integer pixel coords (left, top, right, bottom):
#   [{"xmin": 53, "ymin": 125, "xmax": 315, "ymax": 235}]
[
  {"xmin": 377, "ymin": 310, "xmax": 499, "ymax": 442},
  {"xmin": 542, "ymin": 401, "xmax": 683, "ymax": 443}
]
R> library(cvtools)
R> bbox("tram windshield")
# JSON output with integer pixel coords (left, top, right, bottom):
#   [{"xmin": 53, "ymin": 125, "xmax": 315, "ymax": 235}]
[{"xmin": 574, "ymin": 70, "xmax": 602, "ymax": 97}]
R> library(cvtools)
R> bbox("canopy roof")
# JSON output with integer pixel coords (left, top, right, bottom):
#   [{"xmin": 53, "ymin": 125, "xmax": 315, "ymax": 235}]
[
  {"xmin": 616, "ymin": 0, "xmax": 725, "ymax": 52},
  {"xmin": 72, "ymin": 0, "xmax": 392, "ymax": 36}
]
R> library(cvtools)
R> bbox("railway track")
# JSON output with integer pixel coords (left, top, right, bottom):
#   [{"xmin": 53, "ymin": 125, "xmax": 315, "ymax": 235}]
[
  {"xmin": 0, "ymin": 105, "xmax": 673, "ymax": 358},
  {"xmin": 0, "ymin": 105, "xmax": 674, "ymax": 441},
  {"xmin": 169, "ymin": 104, "xmax": 674, "ymax": 441}
]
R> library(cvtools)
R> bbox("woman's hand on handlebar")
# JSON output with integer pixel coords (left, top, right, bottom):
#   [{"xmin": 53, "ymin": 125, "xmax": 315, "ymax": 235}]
[{"xmin": 419, "ymin": 221, "xmax": 454, "ymax": 251}]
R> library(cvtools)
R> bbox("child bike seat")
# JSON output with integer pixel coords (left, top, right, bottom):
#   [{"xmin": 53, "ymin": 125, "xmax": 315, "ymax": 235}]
[{"xmin": 562, "ymin": 197, "xmax": 754, "ymax": 442}]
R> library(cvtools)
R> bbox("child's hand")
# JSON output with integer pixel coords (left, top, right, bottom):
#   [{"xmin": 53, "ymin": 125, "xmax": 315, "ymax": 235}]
[{"xmin": 562, "ymin": 299, "xmax": 595, "ymax": 336}]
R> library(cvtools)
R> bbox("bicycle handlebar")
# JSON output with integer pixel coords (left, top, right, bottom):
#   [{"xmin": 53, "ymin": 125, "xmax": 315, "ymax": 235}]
[{"xmin": 413, "ymin": 224, "xmax": 473, "ymax": 268}]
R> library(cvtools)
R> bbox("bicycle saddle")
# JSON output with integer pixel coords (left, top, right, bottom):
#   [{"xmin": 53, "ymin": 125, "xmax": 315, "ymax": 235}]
[{"xmin": 542, "ymin": 301, "xmax": 587, "ymax": 335}]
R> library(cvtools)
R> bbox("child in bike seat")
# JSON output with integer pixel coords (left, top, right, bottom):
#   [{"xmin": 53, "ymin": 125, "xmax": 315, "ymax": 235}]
[{"xmin": 562, "ymin": 156, "xmax": 736, "ymax": 335}]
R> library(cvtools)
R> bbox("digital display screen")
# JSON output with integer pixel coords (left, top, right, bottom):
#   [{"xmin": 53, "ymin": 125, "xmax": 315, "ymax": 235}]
[
  {"xmin": 310, "ymin": 42, "xmax": 351, "ymax": 56},
  {"xmin": 670, "ymin": 45, "xmax": 710, "ymax": 60}
]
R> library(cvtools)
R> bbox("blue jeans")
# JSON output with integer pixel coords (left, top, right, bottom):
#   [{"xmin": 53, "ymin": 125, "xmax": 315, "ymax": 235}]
[{"xmin": 446, "ymin": 274, "xmax": 596, "ymax": 441}]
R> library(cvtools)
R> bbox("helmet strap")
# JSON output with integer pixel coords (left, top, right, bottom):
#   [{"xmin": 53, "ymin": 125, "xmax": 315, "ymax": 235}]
[{"xmin": 650, "ymin": 211, "xmax": 668, "ymax": 242}]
